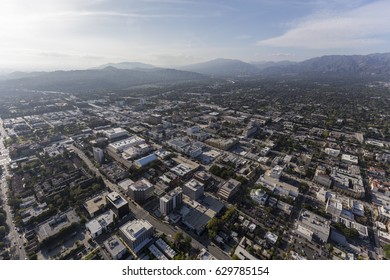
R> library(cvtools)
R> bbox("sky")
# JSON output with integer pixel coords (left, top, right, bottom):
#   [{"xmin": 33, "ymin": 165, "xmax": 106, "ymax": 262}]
[{"xmin": 0, "ymin": 0, "xmax": 389, "ymax": 71}]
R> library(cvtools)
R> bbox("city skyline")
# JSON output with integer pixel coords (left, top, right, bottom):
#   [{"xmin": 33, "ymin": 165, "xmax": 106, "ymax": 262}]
[{"xmin": 1, "ymin": 0, "xmax": 390, "ymax": 71}]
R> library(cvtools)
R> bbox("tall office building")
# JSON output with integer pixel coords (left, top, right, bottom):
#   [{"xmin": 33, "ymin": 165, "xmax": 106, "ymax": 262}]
[
  {"xmin": 119, "ymin": 219, "xmax": 153, "ymax": 253},
  {"xmin": 93, "ymin": 147, "xmax": 104, "ymax": 163},
  {"xmin": 159, "ymin": 187, "xmax": 183, "ymax": 216}
]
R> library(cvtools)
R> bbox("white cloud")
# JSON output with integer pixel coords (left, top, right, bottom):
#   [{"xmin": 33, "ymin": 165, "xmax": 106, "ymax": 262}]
[{"xmin": 256, "ymin": 0, "xmax": 390, "ymax": 50}]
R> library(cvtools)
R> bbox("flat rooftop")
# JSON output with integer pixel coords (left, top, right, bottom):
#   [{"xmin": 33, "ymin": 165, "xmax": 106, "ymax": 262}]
[
  {"xmin": 120, "ymin": 219, "xmax": 153, "ymax": 242},
  {"xmin": 83, "ymin": 192, "xmax": 109, "ymax": 217},
  {"xmin": 106, "ymin": 192, "xmax": 128, "ymax": 208}
]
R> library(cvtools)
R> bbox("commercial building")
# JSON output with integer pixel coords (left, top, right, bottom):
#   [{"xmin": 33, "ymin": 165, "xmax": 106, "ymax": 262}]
[
  {"xmin": 106, "ymin": 192, "xmax": 130, "ymax": 219},
  {"xmin": 86, "ymin": 210, "xmax": 115, "ymax": 239},
  {"xmin": 270, "ymin": 165, "xmax": 283, "ymax": 179},
  {"xmin": 205, "ymin": 138, "xmax": 238, "ymax": 150},
  {"xmin": 128, "ymin": 178, "xmax": 154, "ymax": 203},
  {"xmin": 330, "ymin": 167, "xmax": 365, "ymax": 199},
  {"xmin": 160, "ymin": 187, "xmax": 183, "ymax": 216},
  {"xmin": 155, "ymin": 238, "xmax": 176, "ymax": 259},
  {"xmin": 341, "ymin": 154, "xmax": 359, "ymax": 165},
  {"xmin": 134, "ymin": 154, "xmax": 157, "ymax": 168},
  {"xmin": 378, "ymin": 205, "xmax": 390, "ymax": 225},
  {"xmin": 265, "ymin": 231, "xmax": 278, "ymax": 245},
  {"xmin": 102, "ymin": 127, "xmax": 129, "ymax": 141},
  {"xmin": 37, "ymin": 210, "xmax": 80, "ymax": 242},
  {"xmin": 104, "ymin": 236, "xmax": 127, "ymax": 260},
  {"xmin": 93, "ymin": 147, "xmax": 104, "ymax": 163},
  {"xmin": 297, "ymin": 210, "xmax": 331, "ymax": 243},
  {"xmin": 194, "ymin": 171, "xmax": 212, "ymax": 185},
  {"xmin": 149, "ymin": 244, "xmax": 168, "ymax": 260},
  {"xmin": 217, "ymin": 178, "xmax": 241, "ymax": 201},
  {"xmin": 108, "ymin": 136, "xmax": 145, "ymax": 153},
  {"xmin": 83, "ymin": 192, "xmax": 109, "ymax": 218},
  {"xmin": 170, "ymin": 163, "xmax": 194, "ymax": 178},
  {"xmin": 117, "ymin": 179, "xmax": 134, "ymax": 195},
  {"xmin": 147, "ymin": 114, "xmax": 162, "ymax": 125},
  {"xmin": 119, "ymin": 219, "xmax": 154, "ymax": 253},
  {"xmin": 181, "ymin": 195, "xmax": 224, "ymax": 235},
  {"xmin": 183, "ymin": 179, "xmax": 204, "ymax": 201},
  {"xmin": 325, "ymin": 198, "xmax": 343, "ymax": 217}
]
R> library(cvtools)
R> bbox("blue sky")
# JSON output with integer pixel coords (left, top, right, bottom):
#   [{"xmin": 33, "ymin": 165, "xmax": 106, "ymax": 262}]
[{"xmin": 0, "ymin": 0, "xmax": 389, "ymax": 70}]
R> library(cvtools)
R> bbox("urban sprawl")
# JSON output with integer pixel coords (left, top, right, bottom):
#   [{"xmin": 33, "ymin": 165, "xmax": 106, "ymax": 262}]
[{"xmin": 0, "ymin": 80, "xmax": 390, "ymax": 260}]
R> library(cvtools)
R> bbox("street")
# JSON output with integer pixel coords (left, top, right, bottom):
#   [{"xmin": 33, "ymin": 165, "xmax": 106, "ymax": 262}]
[
  {"xmin": 0, "ymin": 118, "xmax": 27, "ymax": 260},
  {"xmin": 71, "ymin": 144, "xmax": 230, "ymax": 260}
]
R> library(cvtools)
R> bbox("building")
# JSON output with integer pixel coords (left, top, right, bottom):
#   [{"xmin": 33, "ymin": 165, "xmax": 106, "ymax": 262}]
[
  {"xmin": 119, "ymin": 219, "xmax": 154, "ymax": 253},
  {"xmin": 108, "ymin": 136, "xmax": 145, "ymax": 153},
  {"xmin": 183, "ymin": 179, "xmax": 204, "ymax": 201},
  {"xmin": 250, "ymin": 189, "xmax": 268, "ymax": 205},
  {"xmin": 93, "ymin": 147, "xmax": 104, "ymax": 163},
  {"xmin": 106, "ymin": 192, "xmax": 130, "ymax": 219},
  {"xmin": 341, "ymin": 154, "xmax": 359, "ymax": 165},
  {"xmin": 134, "ymin": 154, "xmax": 157, "ymax": 168},
  {"xmin": 147, "ymin": 114, "xmax": 162, "ymax": 125},
  {"xmin": 104, "ymin": 236, "xmax": 127, "ymax": 260},
  {"xmin": 149, "ymin": 244, "xmax": 168, "ymax": 260},
  {"xmin": 86, "ymin": 210, "xmax": 115, "ymax": 239},
  {"xmin": 129, "ymin": 178, "xmax": 154, "ymax": 203},
  {"xmin": 160, "ymin": 187, "xmax": 183, "ymax": 216},
  {"xmin": 325, "ymin": 198, "xmax": 343, "ymax": 217},
  {"xmin": 265, "ymin": 231, "xmax": 278, "ymax": 245},
  {"xmin": 330, "ymin": 167, "xmax": 365, "ymax": 198},
  {"xmin": 194, "ymin": 171, "xmax": 212, "ymax": 185},
  {"xmin": 378, "ymin": 231, "xmax": 390, "ymax": 245},
  {"xmin": 270, "ymin": 165, "xmax": 283, "ymax": 179},
  {"xmin": 117, "ymin": 178, "xmax": 134, "ymax": 195},
  {"xmin": 37, "ymin": 210, "xmax": 80, "ymax": 242},
  {"xmin": 234, "ymin": 237, "xmax": 258, "ymax": 260},
  {"xmin": 83, "ymin": 192, "xmax": 109, "ymax": 218},
  {"xmin": 181, "ymin": 195, "xmax": 224, "ymax": 235},
  {"xmin": 217, "ymin": 178, "xmax": 241, "ymax": 201},
  {"xmin": 102, "ymin": 127, "xmax": 129, "ymax": 141},
  {"xmin": 205, "ymin": 138, "xmax": 238, "ymax": 150},
  {"xmin": 155, "ymin": 238, "xmax": 176, "ymax": 259},
  {"xmin": 378, "ymin": 205, "xmax": 390, "ymax": 225},
  {"xmin": 170, "ymin": 163, "xmax": 194, "ymax": 178},
  {"xmin": 297, "ymin": 210, "xmax": 331, "ymax": 243},
  {"xmin": 350, "ymin": 200, "xmax": 365, "ymax": 217},
  {"xmin": 324, "ymin": 148, "xmax": 340, "ymax": 157}
]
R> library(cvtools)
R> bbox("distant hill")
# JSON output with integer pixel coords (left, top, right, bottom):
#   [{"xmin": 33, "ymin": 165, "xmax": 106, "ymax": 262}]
[
  {"xmin": 93, "ymin": 61, "xmax": 156, "ymax": 70},
  {"xmin": 180, "ymin": 58, "xmax": 261, "ymax": 77},
  {"xmin": 261, "ymin": 53, "xmax": 390, "ymax": 78},
  {"xmin": 251, "ymin": 60, "xmax": 296, "ymax": 70},
  {"xmin": 0, "ymin": 67, "xmax": 206, "ymax": 92}
]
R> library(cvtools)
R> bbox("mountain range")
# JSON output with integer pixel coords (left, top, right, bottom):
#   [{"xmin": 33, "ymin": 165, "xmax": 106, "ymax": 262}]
[{"xmin": 1, "ymin": 53, "xmax": 390, "ymax": 92}]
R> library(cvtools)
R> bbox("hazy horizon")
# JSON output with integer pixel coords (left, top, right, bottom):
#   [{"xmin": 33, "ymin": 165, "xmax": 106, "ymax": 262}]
[{"xmin": 1, "ymin": 0, "xmax": 390, "ymax": 72}]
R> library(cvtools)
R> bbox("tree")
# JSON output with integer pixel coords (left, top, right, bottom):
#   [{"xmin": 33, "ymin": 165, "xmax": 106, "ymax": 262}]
[
  {"xmin": 174, "ymin": 232, "xmax": 184, "ymax": 245},
  {"xmin": 384, "ymin": 244, "xmax": 390, "ymax": 259},
  {"xmin": 0, "ymin": 213, "xmax": 5, "ymax": 224},
  {"xmin": 0, "ymin": 226, "xmax": 5, "ymax": 238}
]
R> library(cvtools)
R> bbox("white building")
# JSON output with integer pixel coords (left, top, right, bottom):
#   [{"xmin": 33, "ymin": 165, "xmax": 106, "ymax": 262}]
[
  {"xmin": 129, "ymin": 178, "xmax": 154, "ymax": 203},
  {"xmin": 119, "ymin": 219, "xmax": 154, "ymax": 253},
  {"xmin": 341, "ymin": 154, "xmax": 359, "ymax": 165},
  {"xmin": 183, "ymin": 179, "xmax": 204, "ymax": 201},
  {"xmin": 270, "ymin": 165, "xmax": 283, "ymax": 179},
  {"xmin": 86, "ymin": 210, "xmax": 115, "ymax": 239},
  {"xmin": 160, "ymin": 187, "xmax": 183, "ymax": 216},
  {"xmin": 108, "ymin": 136, "xmax": 145, "ymax": 153},
  {"xmin": 104, "ymin": 236, "xmax": 127, "ymax": 260},
  {"xmin": 102, "ymin": 127, "xmax": 129, "ymax": 141}
]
